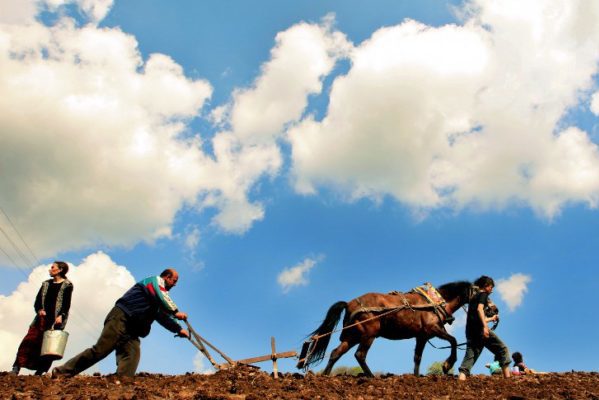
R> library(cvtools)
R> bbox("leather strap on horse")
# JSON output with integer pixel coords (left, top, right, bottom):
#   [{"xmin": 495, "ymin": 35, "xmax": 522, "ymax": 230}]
[{"xmin": 412, "ymin": 283, "xmax": 453, "ymax": 324}]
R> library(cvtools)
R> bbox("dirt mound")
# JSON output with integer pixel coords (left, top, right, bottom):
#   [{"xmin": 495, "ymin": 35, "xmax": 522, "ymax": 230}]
[{"xmin": 2, "ymin": 366, "xmax": 598, "ymax": 399}]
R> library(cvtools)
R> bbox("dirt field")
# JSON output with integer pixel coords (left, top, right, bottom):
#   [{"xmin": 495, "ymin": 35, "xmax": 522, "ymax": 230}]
[{"xmin": 2, "ymin": 366, "xmax": 599, "ymax": 399}]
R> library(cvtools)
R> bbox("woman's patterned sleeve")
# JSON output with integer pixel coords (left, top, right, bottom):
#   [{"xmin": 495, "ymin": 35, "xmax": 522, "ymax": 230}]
[{"xmin": 59, "ymin": 283, "xmax": 74, "ymax": 317}]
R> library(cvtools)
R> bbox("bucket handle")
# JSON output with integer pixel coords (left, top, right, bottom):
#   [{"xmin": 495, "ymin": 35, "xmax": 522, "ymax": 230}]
[{"xmin": 49, "ymin": 322, "xmax": 65, "ymax": 331}]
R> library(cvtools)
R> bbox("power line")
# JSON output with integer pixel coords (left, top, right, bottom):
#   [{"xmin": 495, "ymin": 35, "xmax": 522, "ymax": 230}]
[
  {"xmin": 0, "ymin": 205, "xmax": 101, "ymax": 341},
  {"xmin": 0, "ymin": 223, "xmax": 37, "ymax": 270},
  {"xmin": 0, "ymin": 243, "xmax": 29, "ymax": 279},
  {"xmin": 0, "ymin": 206, "xmax": 42, "ymax": 266}
]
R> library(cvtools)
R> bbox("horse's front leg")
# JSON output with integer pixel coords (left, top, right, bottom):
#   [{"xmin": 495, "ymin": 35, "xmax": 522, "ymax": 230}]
[
  {"xmin": 413, "ymin": 336, "xmax": 427, "ymax": 376},
  {"xmin": 434, "ymin": 329, "xmax": 458, "ymax": 374}
]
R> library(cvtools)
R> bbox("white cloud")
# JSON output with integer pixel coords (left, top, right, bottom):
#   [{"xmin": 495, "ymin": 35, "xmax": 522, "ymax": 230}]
[
  {"xmin": 44, "ymin": 0, "xmax": 114, "ymax": 23},
  {"xmin": 0, "ymin": 9, "xmax": 217, "ymax": 262},
  {"xmin": 496, "ymin": 273, "xmax": 531, "ymax": 311},
  {"xmin": 182, "ymin": 225, "xmax": 204, "ymax": 271},
  {"xmin": 288, "ymin": 0, "xmax": 599, "ymax": 218},
  {"xmin": 201, "ymin": 16, "xmax": 351, "ymax": 233},
  {"xmin": 0, "ymin": 252, "xmax": 136, "ymax": 372},
  {"xmin": 0, "ymin": 10, "xmax": 353, "ymax": 262},
  {"xmin": 228, "ymin": 15, "xmax": 351, "ymax": 145},
  {"xmin": 277, "ymin": 255, "xmax": 324, "ymax": 293},
  {"xmin": 193, "ymin": 351, "xmax": 215, "ymax": 375},
  {"xmin": 591, "ymin": 91, "xmax": 599, "ymax": 116},
  {"xmin": 4, "ymin": 0, "xmax": 599, "ymax": 264},
  {"xmin": 0, "ymin": 0, "xmax": 38, "ymax": 24},
  {"xmin": 72, "ymin": 0, "xmax": 114, "ymax": 22},
  {"xmin": 184, "ymin": 226, "xmax": 200, "ymax": 250},
  {"xmin": 0, "ymin": 0, "xmax": 113, "ymax": 25}
]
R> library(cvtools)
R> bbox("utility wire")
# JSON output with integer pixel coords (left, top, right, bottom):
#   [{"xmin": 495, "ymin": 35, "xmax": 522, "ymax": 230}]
[
  {"xmin": 0, "ymin": 206, "xmax": 42, "ymax": 266},
  {"xmin": 0, "ymin": 206, "xmax": 102, "ymax": 341},
  {"xmin": 0, "ymin": 243, "xmax": 29, "ymax": 279},
  {"xmin": 0, "ymin": 223, "xmax": 37, "ymax": 270}
]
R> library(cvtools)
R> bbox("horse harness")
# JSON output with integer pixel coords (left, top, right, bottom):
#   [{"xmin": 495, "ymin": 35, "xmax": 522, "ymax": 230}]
[
  {"xmin": 347, "ymin": 291, "xmax": 413, "ymax": 322},
  {"xmin": 411, "ymin": 283, "xmax": 455, "ymax": 325},
  {"xmin": 348, "ymin": 283, "xmax": 455, "ymax": 326}
]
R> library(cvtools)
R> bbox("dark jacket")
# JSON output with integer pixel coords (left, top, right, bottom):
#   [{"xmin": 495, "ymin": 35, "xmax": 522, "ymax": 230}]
[
  {"xmin": 465, "ymin": 290, "xmax": 489, "ymax": 340},
  {"xmin": 34, "ymin": 279, "xmax": 73, "ymax": 329},
  {"xmin": 115, "ymin": 276, "xmax": 182, "ymax": 337}
]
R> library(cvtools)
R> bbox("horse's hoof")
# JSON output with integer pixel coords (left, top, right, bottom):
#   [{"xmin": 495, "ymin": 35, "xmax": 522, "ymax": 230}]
[{"xmin": 442, "ymin": 363, "xmax": 451, "ymax": 374}]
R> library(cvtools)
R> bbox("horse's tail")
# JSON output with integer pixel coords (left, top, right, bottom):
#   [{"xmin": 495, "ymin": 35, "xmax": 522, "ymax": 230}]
[{"xmin": 297, "ymin": 301, "xmax": 347, "ymax": 370}]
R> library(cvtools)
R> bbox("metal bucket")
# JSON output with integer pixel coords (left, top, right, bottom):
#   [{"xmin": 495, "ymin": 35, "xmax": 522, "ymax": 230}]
[{"xmin": 41, "ymin": 330, "xmax": 69, "ymax": 360}]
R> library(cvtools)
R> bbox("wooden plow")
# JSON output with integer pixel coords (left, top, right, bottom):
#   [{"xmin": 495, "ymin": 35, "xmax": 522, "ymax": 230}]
[{"xmin": 185, "ymin": 321, "xmax": 297, "ymax": 378}]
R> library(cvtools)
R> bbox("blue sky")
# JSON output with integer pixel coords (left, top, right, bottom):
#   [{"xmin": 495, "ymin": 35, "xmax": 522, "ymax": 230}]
[{"xmin": 1, "ymin": 0, "xmax": 599, "ymax": 376}]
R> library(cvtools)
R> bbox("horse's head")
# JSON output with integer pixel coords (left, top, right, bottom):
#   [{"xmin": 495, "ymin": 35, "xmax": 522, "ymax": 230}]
[{"xmin": 437, "ymin": 281, "xmax": 473, "ymax": 307}]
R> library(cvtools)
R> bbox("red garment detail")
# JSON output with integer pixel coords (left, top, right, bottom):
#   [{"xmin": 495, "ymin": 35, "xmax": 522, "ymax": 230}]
[
  {"xmin": 15, "ymin": 318, "xmax": 46, "ymax": 370},
  {"xmin": 146, "ymin": 283, "xmax": 156, "ymax": 296}
]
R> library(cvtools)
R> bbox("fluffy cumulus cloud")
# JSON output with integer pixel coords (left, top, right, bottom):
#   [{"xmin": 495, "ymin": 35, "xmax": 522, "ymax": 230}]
[
  {"xmin": 226, "ymin": 15, "xmax": 351, "ymax": 146},
  {"xmin": 0, "ymin": 0, "xmax": 113, "ymax": 25},
  {"xmin": 0, "ymin": 6, "xmax": 350, "ymax": 262},
  {"xmin": 277, "ymin": 255, "xmax": 324, "ymax": 293},
  {"xmin": 0, "ymin": 0, "xmax": 38, "ymax": 24},
  {"xmin": 0, "ymin": 252, "xmax": 135, "ymax": 372},
  {"xmin": 206, "ymin": 16, "xmax": 351, "ymax": 233},
  {"xmin": 288, "ymin": 0, "xmax": 599, "ymax": 218},
  {"xmin": 3, "ymin": 0, "xmax": 599, "ymax": 265},
  {"xmin": 591, "ymin": 91, "xmax": 599, "ymax": 116},
  {"xmin": 0, "ymin": 8, "xmax": 214, "ymax": 260},
  {"xmin": 496, "ymin": 273, "xmax": 531, "ymax": 311}
]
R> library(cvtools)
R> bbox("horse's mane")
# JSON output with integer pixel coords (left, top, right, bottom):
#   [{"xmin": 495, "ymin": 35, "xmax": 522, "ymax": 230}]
[{"xmin": 437, "ymin": 280, "xmax": 472, "ymax": 300}]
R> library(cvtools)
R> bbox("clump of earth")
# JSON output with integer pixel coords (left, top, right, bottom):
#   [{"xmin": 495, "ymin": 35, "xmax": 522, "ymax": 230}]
[{"xmin": 2, "ymin": 365, "xmax": 598, "ymax": 399}]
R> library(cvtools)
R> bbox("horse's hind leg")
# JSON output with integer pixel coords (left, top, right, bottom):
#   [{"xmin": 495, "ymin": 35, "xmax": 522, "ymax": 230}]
[
  {"xmin": 322, "ymin": 339, "xmax": 355, "ymax": 376},
  {"xmin": 441, "ymin": 333, "xmax": 458, "ymax": 374},
  {"xmin": 431, "ymin": 327, "xmax": 458, "ymax": 374},
  {"xmin": 354, "ymin": 337, "xmax": 376, "ymax": 377},
  {"xmin": 413, "ymin": 335, "xmax": 427, "ymax": 376}
]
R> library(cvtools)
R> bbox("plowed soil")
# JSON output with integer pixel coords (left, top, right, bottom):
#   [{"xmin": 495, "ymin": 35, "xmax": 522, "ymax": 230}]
[{"xmin": 2, "ymin": 366, "xmax": 598, "ymax": 399}]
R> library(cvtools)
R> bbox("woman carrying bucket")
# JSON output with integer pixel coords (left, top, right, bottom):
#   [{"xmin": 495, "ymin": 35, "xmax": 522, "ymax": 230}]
[{"xmin": 11, "ymin": 261, "xmax": 73, "ymax": 375}]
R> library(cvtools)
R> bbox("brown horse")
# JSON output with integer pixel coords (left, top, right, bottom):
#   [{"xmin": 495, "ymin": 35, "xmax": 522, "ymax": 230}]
[{"xmin": 297, "ymin": 281, "xmax": 473, "ymax": 377}]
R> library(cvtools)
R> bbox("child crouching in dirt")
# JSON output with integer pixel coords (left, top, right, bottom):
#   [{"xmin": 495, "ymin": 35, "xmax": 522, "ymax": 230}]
[
  {"xmin": 485, "ymin": 361, "xmax": 502, "ymax": 375},
  {"xmin": 512, "ymin": 351, "xmax": 546, "ymax": 375}
]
